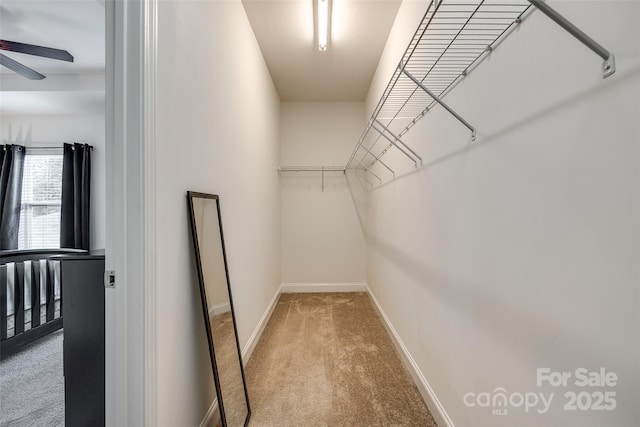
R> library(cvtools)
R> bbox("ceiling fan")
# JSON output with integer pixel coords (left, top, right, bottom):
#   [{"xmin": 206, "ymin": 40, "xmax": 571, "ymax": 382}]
[{"xmin": 0, "ymin": 39, "xmax": 73, "ymax": 80}]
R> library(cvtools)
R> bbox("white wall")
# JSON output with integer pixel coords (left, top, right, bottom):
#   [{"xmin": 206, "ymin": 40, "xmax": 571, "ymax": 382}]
[
  {"xmin": 1, "ymin": 114, "xmax": 106, "ymax": 250},
  {"xmin": 362, "ymin": 1, "xmax": 640, "ymax": 426},
  {"xmin": 154, "ymin": 1, "xmax": 281, "ymax": 425},
  {"xmin": 280, "ymin": 102, "xmax": 366, "ymax": 284}
]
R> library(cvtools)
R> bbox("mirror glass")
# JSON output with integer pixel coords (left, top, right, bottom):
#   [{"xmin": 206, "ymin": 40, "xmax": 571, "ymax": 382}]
[{"xmin": 187, "ymin": 192, "xmax": 250, "ymax": 427}]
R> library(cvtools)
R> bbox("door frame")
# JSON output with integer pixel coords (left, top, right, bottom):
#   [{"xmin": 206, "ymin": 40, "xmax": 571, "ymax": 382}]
[{"xmin": 105, "ymin": 0, "xmax": 157, "ymax": 424}]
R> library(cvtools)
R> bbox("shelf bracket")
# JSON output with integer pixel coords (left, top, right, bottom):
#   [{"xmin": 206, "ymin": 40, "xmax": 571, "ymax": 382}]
[
  {"xmin": 355, "ymin": 137, "xmax": 396, "ymax": 178},
  {"xmin": 371, "ymin": 119, "xmax": 422, "ymax": 168},
  {"xmin": 528, "ymin": 0, "xmax": 615, "ymax": 78},
  {"xmin": 353, "ymin": 156, "xmax": 383, "ymax": 184},
  {"xmin": 353, "ymin": 168, "xmax": 375, "ymax": 191},
  {"xmin": 348, "ymin": 123, "xmax": 396, "ymax": 177},
  {"xmin": 400, "ymin": 63, "xmax": 477, "ymax": 141}
]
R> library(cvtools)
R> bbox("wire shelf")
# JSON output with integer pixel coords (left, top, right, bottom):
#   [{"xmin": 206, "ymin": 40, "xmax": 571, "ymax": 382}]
[
  {"xmin": 278, "ymin": 166, "xmax": 346, "ymax": 173},
  {"xmin": 346, "ymin": 0, "xmax": 615, "ymax": 191},
  {"xmin": 347, "ymin": 0, "xmax": 533, "ymax": 179},
  {"xmin": 279, "ymin": 166, "xmax": 347, "ymax": 192},
  {"xmin": 378, "ymin": 1, "xmax": 531, "ymax": 129}
]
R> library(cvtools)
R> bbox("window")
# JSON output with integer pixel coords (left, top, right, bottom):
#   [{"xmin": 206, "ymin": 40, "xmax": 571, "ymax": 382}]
[{"xmin": 17, "ymin": 152, "xmax": 63, "ymax": 249}]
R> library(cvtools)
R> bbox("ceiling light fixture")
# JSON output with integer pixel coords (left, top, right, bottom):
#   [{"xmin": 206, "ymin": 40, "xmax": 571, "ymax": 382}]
[{"xmin": 317, "ymin": 0, "xmax": 329, "ymax": 51}]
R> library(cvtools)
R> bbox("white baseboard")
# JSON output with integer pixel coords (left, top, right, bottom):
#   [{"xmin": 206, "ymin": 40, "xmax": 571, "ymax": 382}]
[
  {"xmin": 199, "ymin": 400, "xmax": 219, "ymax": 427},
  {"xmin": 280, "ymin": 282, "xmax": 367, "ymax": 293},
  {"xmin": 366, "ymin": 285, "xmax": 454, "ymax": 427},
  {"xmin": 200, "ymin": 283, "xmax": 452, "ymax": 427},
  {"xmin": 209, "ymin": 302, "xmax": 231, "ymax": 318},
  {"xmin": 200, "ymin": 285, "xmax": 280, "ymax": 427},
  {"xmin": 241, "ymin": 284, "xmax": 281, "ymax": 364}
]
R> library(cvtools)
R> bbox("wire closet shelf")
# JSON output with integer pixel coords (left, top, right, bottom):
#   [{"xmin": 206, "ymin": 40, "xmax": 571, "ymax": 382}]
[
  {"xmin": 278, "ymin": 166, "xmax": 346, "ymax": 191},
  {"xmin": 345, "ymin": 0, "xmax": 615, "ymax": 190}
]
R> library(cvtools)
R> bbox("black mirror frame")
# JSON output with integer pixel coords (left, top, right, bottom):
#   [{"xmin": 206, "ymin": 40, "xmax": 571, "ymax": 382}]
[{"xmin": 186, "ymin": 191, "xmax": 251, "ymax": 427}]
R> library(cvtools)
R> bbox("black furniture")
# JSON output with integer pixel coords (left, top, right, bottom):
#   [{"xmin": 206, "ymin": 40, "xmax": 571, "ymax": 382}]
[
  {"xmin": 55, "ymin": 252, "xmax": 105, "ymax": 427},
  {"xmin": 0, "ymin": 248, "xmax": 86, "ymax": 355}
]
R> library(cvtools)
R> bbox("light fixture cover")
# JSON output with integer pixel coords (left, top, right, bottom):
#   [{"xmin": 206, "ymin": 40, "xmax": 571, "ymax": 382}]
[{"xmin": 318, "ymin": 0, "xmax": 328, "ymax": 51}]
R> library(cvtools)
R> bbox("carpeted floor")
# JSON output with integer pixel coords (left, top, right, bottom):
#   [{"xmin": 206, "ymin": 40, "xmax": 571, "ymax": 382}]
[
  {"xmin": 0, "ymin": 329, "xmax": 65, "ymax": 427},
  {"xmin": 244, "ymin": 292, "xmax": 437, "ymax": 427},
  {"xmin": 0, "ymin": 294, "xmax": 437, "ymax": 427},
  {"xmin": 211, "ymin": 311, "xmax": 248, "ymax": 427}
]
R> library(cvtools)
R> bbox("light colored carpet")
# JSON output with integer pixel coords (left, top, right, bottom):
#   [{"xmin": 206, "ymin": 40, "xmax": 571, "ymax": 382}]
[
  {"xmin": 244, "ymin": 292, "xmax": 437, "ymax": 427},
  {"xmin": 211, "ymin": 311, "xmax": 248, "ymax": 427},
  {"xmin": 0, "ymin": 329, "xmax": 64, "ymax": 427}
]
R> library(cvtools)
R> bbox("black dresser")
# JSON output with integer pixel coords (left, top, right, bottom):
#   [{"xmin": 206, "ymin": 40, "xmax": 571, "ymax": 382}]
[{"xmin": 54, "ymin": 252, "xmax": 105, "ymax": 427}]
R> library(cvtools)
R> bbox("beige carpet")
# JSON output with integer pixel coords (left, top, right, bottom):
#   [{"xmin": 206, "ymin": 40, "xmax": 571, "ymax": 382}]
[
  {"xmin": 244, "ymin": 292, "xmax": 437, "ymax": 427},
  {"xmin": 210, "ymin": 311, "xmax": 249, "ymax": 427}
]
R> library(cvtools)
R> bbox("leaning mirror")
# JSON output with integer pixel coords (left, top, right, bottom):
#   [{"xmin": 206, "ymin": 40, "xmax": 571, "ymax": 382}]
[{"xmin": 187, "ymin": 192, "xmax": 251, "ymax": 427}]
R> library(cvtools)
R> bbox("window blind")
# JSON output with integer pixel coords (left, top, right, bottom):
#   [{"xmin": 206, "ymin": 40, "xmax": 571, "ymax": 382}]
[{"xmin": 18, "ymin": 153, "xmax": 63, "ymax": 249}]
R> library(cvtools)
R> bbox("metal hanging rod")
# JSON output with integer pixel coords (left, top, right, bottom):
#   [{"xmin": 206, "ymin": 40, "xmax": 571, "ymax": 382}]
[
  {"xmin": 278, "ymin": 166, "xmax": 345, "ymax": 173},
  {"xmin": 528, "ymin": 0, "xmax": 615, "ymax": 78},
  {"xmin": 279, "ymin": 165, "xmax": 346, "ymax": 192}
]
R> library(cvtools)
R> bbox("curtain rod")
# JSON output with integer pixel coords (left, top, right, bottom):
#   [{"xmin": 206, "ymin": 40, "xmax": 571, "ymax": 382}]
[
  {"xmin": 26, "ymin": 146, "xmax": 94, "ymax": 151},
  {"xmin": 2, "ymin": 145, "xmax": 93, "ymax": 151},
  {"xmin": 25, "ymin": 146, "xmax": 63, "ymax": 150}
]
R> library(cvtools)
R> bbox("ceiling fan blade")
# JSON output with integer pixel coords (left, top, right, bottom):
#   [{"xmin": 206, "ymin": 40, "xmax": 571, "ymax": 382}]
[
  {"xmin": 0, "ymin": 39, "xmax": 73, "ymax": 62},
  {"xmin": 0, "ymin": 53, "xmax": 45, "ymax": 80}
]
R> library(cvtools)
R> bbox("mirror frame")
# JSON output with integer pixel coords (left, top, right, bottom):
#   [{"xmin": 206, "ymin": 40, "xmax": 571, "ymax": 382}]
[{"xmin": 186, "ymin": 191, "xmax": 251, "ymax": 427}]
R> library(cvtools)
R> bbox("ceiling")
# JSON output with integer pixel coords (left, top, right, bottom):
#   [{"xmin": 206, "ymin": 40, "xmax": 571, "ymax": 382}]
[
  {"xmin": 0, "ymin": 0, "xmax": 400, "ymax": 115},
  {"xmin": 0, "ymin": 0, "xmax": 105, "ymax": 75},
  {"xmin": 242, "ymin": 0, "xmax": 401, "ymax": 102},
  {"xmin": 0, "ymin": 0, "xmax": 105, "ymax": 115}
]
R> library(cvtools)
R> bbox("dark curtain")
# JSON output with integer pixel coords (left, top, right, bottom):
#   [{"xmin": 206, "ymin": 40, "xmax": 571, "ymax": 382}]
[
  {"xmin": 0, "ymin": 144, "xmax": 26, "ymax": 250},
  {"xmin": 61, "ymin": 143, "xmax": 92, "ymax": 250}
]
